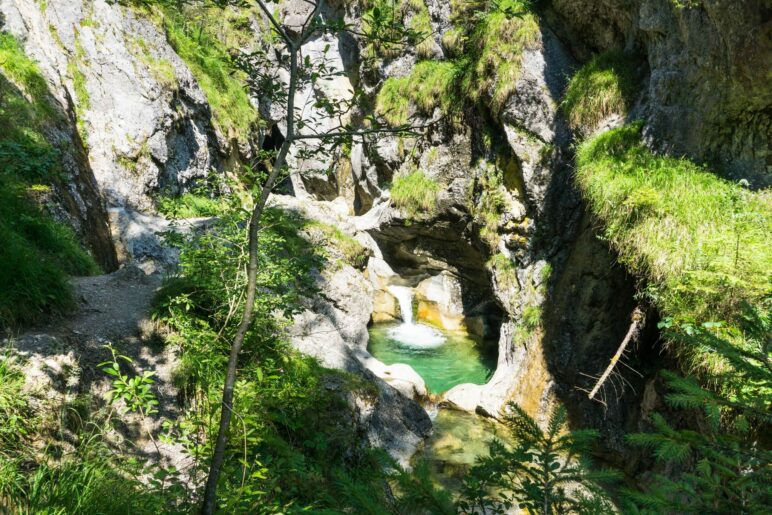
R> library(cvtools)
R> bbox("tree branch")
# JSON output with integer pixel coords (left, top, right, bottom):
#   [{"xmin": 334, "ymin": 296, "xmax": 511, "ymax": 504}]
[{"xmin": 588, "ymin": 307, "xmax": 645, "ymax": 401}]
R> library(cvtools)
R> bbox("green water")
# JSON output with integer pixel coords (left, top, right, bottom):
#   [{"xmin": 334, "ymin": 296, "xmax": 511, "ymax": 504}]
[
  {"xmin": 367, "ymin": 323, "xmax": 496, "ymax": 394},
  {"xmin": 418, "ymin": 409, "xmax": 508, "ymax": 492}
]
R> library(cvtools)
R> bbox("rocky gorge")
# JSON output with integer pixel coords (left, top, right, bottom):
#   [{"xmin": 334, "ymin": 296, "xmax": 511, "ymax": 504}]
[{"xmin": 0, "ymin": 0, "xmax": 769, "ymax": 512}]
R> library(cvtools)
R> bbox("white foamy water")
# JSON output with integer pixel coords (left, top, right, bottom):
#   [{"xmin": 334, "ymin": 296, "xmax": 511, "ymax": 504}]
[{"xmin": 386, "ymin": 285, "xmax": 447, "ymax": 348}]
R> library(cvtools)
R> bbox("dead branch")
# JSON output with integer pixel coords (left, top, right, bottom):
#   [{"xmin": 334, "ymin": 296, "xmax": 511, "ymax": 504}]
[{"xmin": 588, "ymin": 307, "xmax": 645, "ymax": 401}]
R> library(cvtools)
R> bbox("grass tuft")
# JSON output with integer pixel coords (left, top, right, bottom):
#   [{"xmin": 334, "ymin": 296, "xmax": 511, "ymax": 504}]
[
  {"xmin": 562, "ymin": 50, "xmax": 641, "ymax": 135},
  {"xmin": 576, "ymin": 124, "xmax": 772, "ymax": 378},
  {"xmin": 376, "ymin": 61, "xmax": 460, "ymax": 126},
  {"xmin": 390, "ymin": 170, "xmax": 441, "ymax": 218}
]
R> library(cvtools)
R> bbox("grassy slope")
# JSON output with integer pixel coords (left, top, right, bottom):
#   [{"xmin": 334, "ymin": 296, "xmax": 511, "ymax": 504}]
[
  {"xmin": 0, "ymin": 33, "xmax": 98, "ymax": 329},
  {"xmin": 576, "ymin": 124, "xmax": 771, "ymax": 379}
]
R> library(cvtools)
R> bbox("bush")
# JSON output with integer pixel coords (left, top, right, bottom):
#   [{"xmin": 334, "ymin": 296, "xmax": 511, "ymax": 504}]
[
  {"xmin": 576, "ymin": 124, "xmax": 772, "ymax": 379},
  {"xmin": 562, "ymin": 50, "xmax": 641, "ymax": 135},
  {"xmin": 390, "ymin": 170, "xmax": 441, "ymax": 218},
  {"xmin": 153, "ymin": 205, "xmax": 398, "ymax": 511}
]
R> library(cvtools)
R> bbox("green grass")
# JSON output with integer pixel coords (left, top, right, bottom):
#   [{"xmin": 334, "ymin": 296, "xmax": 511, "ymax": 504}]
[
  {"xmin": 376, "ymin": 61, "xmax": 460, "ymax": 126},
  {"xmin": 158, "ymin": 7, "xmax": 257, "ymax": 142},
  {"xmin": 390, "ymin": 170, "xmax": 441, "ymax": 218},
  {"xmin": 562, "ymin": 50, "xmax": 641, "ymax": 135},
  {"xmin": 0, "ymin": 34, "xmax": 98, "ymax": 329},
  {"xmin": 304, "ymin": 221, "xmax": 369, "ymax": 269},
  {"xmin": 459, "ymin": 0, "xmax": 540, "ymax": 113},
  {"xmin": 576, "ymin": 124, "xmax": 772, "ymax": 378},
  {"xmin": 361, "ymin": 0, "xmax": 432, "ymax": 61},
  {"xmin": 156, "ymin": 192, "xmax": 226, "ymax": 218}
]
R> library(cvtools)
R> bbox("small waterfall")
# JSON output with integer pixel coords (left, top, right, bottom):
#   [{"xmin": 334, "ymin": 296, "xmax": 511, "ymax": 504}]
[
  {"xmin": 387, "ymin": 285, "xmax": 415, "ymax": 324},
  {"xmin": 386, "ymin": 284, "xmax": 446, "ymax": 348}
]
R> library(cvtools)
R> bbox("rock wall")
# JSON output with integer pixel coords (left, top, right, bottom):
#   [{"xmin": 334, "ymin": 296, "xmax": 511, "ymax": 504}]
[
  {"xmin": 1, "ymin": 0, "xmax": 229, "ymax": 264},
  {"xmin": 549, "ymin": 0, "xmax": 771, "ymax": 186}
]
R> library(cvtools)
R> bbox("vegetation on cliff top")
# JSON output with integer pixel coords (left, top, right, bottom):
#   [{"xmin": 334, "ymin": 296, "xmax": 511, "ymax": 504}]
[
  {"xmin": 0, "ymin": 33, "xmax": 97, "ymax": 329},
  {"xmin": 576, "ymin": 123, "xmax": 771, "ymax": 380},
  {"xmin": 390, "ymin": 169, "xmax": 441, "ymax": 218},
  {"xmin": 375, "ymin": 60, "xmax": 460, "ymax": 126}
]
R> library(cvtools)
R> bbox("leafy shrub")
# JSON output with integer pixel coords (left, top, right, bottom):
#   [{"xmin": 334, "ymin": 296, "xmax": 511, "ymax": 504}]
[
  {"xmin": 562, "ymin": 50, "xmax": 641, "ymax": 135},
  {"xmin": 390, "ymin": 170, "xmax": 441, "ymax": 218},
  {"xmin": 153, "ymin": 205, "xmax": 398, "ymax": 511},
  {"xmin": 460, "ymin": 403, "xmax": 619, "ymax": 514},
  {"xmin": 625, "ymin": 306, "xmax": 772, "ymax": 513},
  {"xmin": 157, "ymin": 192, "xmax": 227, "ymax": 218}
]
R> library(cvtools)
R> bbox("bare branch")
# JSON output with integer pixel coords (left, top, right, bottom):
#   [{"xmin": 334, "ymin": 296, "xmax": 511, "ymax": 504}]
[{"xmin": 588, "ymin": 307, "xmax": 646, "ymax": 401}]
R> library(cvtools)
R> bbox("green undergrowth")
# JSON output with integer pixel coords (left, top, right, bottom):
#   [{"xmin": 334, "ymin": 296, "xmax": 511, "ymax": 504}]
[
  {"xmin": 152, "ymin": 205, "xmax": 402, "ymax": 511},
  {"xmin": 0, "ymin": 33, "xmax": 97, "ymax": 329},
  {"xmin": 576, "ymin": 124, "xmax": 772, "ymax": 381},
  {"xmin": 375, "ymin": 0, "xmax": 540, "ymax": 126},
  {"xmin": 361, "ymin": 0, "xmax": 434, "ymax": 62},
  {"xmin": 390, "ymin": 169, "xmax": 441, "ymax": 218},
  {"xmin": 0, "ymin": 354, "xmax": 163, "ymax": 513},
  {"xmin": 157, "ymin": 191, "xmax": 228, "ymax": 218},
  {"xmin": 453, "ymin": 0, "xmax": 540, "ymax": 113},
  {"xmin": 562, "ymin": 50, "xmax": 641, "ymax": 134}
]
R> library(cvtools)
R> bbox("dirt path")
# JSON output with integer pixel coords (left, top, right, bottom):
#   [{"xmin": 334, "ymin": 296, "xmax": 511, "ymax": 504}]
[{"xmin": 10, "ymin": 264, "xmax": 191, "ymax": 473}]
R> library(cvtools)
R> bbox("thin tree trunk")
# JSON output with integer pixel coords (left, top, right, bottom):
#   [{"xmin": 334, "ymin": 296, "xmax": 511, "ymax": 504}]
[
  {"xmin": 200, "ymin": 47, "xmax": 299, "ymax": 515},
  {"xmin": 588, "ymin": 307, "xmax": 645, "ymax": 400}
]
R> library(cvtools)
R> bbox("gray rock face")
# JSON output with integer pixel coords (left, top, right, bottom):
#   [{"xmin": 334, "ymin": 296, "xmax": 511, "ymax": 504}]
[
  {"xmin": 550, "ymin": 0, "xmax": 771, "ymax": 186},
  {"xmin": 2, "ymin": 0, "xmax": 225, "ymax": 209},
  {"xmin": 274, "ymin": 195, "xmax": 433, "ymax": 463},
  {"xmin": 1, "ymin": 0, "xmax": 229, "ymax": 264}
]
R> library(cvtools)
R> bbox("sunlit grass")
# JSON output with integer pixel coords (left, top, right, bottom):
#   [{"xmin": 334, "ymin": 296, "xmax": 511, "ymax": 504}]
[{"xmin": 577, "ymin": 124, "xmax": 772, "ymax": 378}]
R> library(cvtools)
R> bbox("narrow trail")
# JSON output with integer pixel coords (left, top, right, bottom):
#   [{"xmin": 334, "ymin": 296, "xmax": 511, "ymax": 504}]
[{"xmin": 9, "ymin": 264, "xmax": 191, "ymax": 474}]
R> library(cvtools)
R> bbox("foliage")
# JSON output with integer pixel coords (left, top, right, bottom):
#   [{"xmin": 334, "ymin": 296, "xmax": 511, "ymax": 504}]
[
  {"xmin": 473, "ymin": 162, "xmax": 508, "ymax": 249},
  {"xmin": 100, "ymin": 344, "xmax": 160, "ymax": 417},
  {"xmin": 152, "ymin": 200, "xmax": 400, "ymax": 511},
  {"xmin": 576, "ymin": 123, "xmax": 772, "ymax": 380},
  {"xmin": 625, "ymin": 305, "xmax": 772, "ymax": 513},
  {"xmin": 459, "ymin": 403, "xmax": 619, "ymax": 514},
  {"xmin": 455, "ymin": 0, "xmax": 540, "ymax": 113},
  {"xmin": 303, "ymin": 220, "xmax": 370, "ymax": 269},
  {"xmin": 562, "ymin": 50, "xmax": 641, "ymax": 135},
  {"xmin": 157, "ymin": 192, "xmax": 229, "ymax": 218},
  {"xmin": 0, "ymin": 353, "xmax": 165, "ymax": 514},
  {"xmin": 130, "ymin": 2, "xmax": 258, "ymax": 142},
  {"xmin": 376, "ymin": 60, "xmax": 461, "ymax": 126},
  {"xmin": 390, "ymin": 169, "xmax": 441, "ymax": 218},
  {"xmin": 0, "ymin": 33, "xmax": 98, "ymax": 329},
  {"xmin": 361, "ymin": 0, "xmax": 434, "ymax": 62}
]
